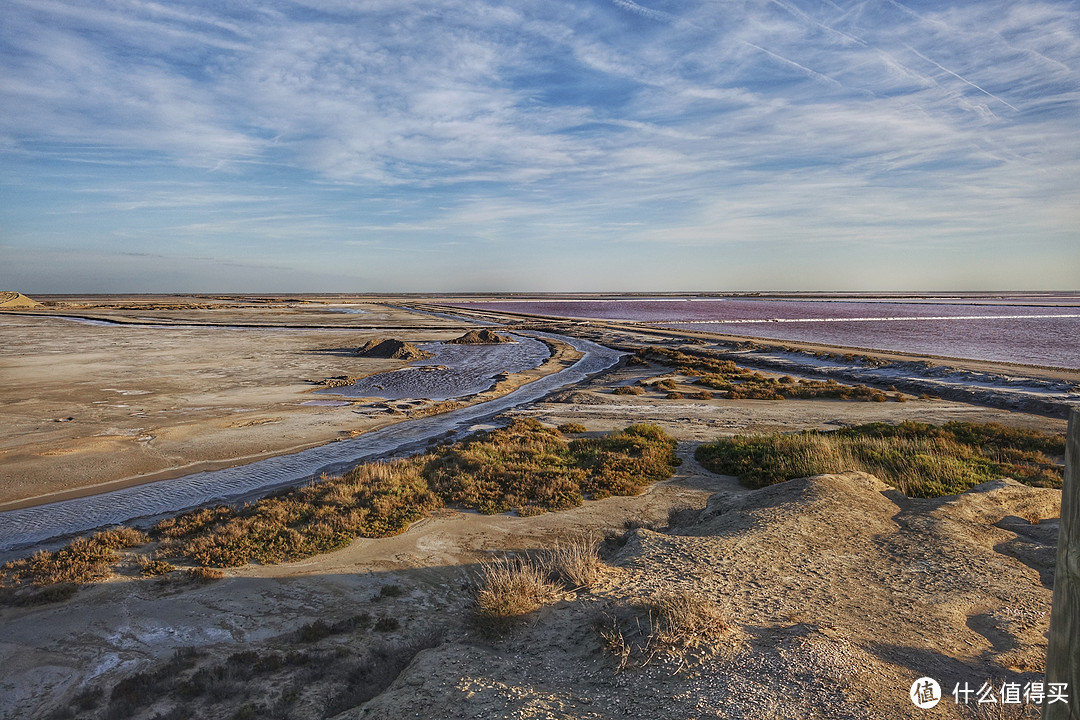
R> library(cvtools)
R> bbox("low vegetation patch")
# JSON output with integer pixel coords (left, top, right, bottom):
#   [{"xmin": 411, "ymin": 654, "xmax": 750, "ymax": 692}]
[
  {"xmin": 375, "ymin": 583, "xmax": 404, "ymax": 600},
  {"xmin": 598, "ymin": 590, "xmax": 730, "ymax": 671},
  {"xmin": 410, "ymin": 400, "xmax": 466, "ymax": 417},
  {"xmin": 56, "ymin": 632, "xmax": 443, "ymax": 720},
  {"xmin": 3, "ymin": 421, "xmax": 677, "ymax": 601},
  {"xmin": 297, "ymin": 613, "xmax": 370, "ymax": 642},
  {"xmin": 187, "ymin": 567, "xmax": 225, "ymax": 583},
  {"xmin": 612, "ymin": 385, "xmax": 645, "ymax": 395},
  {"xmin": 0, "ymin": 527, "xmax": 147, "ymax": 588},
  {"xmin": 138, "ymin": 557, "xmax": 176, "ymax": 576},
  {"xmin": 695, "ymin": 421, "xmax": 1064, "ymax": 497},
  {"xmin": 638, "ymin": 347, "xmax": 889, "ymax": 401},
  {"xmin": 557, "ymin": 422, "xmax": 588, "ymax": 434},
  {"xmin": 426, "ymin": 420, "xmax": 677, "ymax": 512}
]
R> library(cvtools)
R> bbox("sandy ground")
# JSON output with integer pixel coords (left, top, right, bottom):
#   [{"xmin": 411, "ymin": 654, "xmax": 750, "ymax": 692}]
[
  {"xmin": 0, "ymin": 295, "xmax": 1071, "ymax": 719},
  {"xmin": 350, "ymin": 474, "xmax": 1059, "ymax": 720}
]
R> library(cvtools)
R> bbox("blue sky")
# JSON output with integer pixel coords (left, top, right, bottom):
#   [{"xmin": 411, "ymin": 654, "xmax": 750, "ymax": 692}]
[{"xmin": 1, "ymin": 0, "xmax": 1078, "ymax": 292}]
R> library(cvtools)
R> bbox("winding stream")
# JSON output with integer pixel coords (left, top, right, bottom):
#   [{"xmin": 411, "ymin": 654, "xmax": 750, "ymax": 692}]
[{"xmin": 0, "ymin": 332, "xmax": 621, "ymax": 552}]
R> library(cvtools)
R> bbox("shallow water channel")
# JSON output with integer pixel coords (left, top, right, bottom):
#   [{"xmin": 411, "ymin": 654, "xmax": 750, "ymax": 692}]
[
  {"xmin": 317, "ymin": 334, "xmax": 550, "ymax": 401},
  {"xmin": 0, "ymin": 332, "xmax": 621, "ymax": 553}
]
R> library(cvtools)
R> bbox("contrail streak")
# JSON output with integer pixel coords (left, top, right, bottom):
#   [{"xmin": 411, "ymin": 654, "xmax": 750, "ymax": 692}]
[{"xmin": 904, "ymin": 44, "xmax": 1019, "ymax": 111}]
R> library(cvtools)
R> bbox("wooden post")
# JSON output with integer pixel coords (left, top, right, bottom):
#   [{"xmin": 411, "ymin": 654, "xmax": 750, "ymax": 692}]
[{"xmin": 1045, "ymin": 408, "xmax": 1080, "ymax": 720}]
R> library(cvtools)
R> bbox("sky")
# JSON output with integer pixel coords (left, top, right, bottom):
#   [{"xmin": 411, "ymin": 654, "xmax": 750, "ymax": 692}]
[{"xmin": 1, "ymin": 0, "xmax": 1078, "ymax": 293}]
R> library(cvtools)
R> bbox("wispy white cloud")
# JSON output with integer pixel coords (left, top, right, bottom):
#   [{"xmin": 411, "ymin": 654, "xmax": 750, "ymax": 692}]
[
  {"xmin": 609, "ymin": 0, "xmax": 676, "ymax": 25},
  {"xmin": 0, "ymin": 0, "xmax": 1077, "ymax": 291}
]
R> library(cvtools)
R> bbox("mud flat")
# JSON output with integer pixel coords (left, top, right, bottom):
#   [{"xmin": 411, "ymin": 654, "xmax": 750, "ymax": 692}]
[{"xmin": 1, "ymin": 303, "xmax": 572, "ymax": 511}]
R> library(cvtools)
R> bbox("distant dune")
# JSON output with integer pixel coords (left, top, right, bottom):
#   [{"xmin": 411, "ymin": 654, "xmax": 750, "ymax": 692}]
[{"xmin": 0, "ymin": 292, "xmax": 41, "ymax": 309}]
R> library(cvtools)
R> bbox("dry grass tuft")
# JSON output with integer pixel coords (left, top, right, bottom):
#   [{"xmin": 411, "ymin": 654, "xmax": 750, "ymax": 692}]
[
  {"xmin": 644, "ymin": 591, "xmax": 730, "ymax": 656},
  {"xmin": 544, "ymin": 537, "xmax": 605, "ymax": 588},
  {"xmin": 473, "ymin": 556, "xmax": 560, "ymax": 636},
  {"xmin": 186, "ymin": 566, "xmax": 225, "ymax": 583},
  {"xmin": 598, "ymin": 591, "xmax": 730, "ymax": 671}
]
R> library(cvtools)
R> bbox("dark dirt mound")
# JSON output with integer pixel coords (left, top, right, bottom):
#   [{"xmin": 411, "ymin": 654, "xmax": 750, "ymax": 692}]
[
  {"xmin": 445, "ymin": 329, "xmax": 514, "ymax": 345},
  {"xmin": 356, "ymin": 339, "xmax": 433, "ymax": 361}
]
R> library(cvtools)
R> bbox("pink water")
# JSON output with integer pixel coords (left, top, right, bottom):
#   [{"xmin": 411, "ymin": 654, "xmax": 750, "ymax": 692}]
[{"xmin": 451, "ymin": 296, "xmax": 1080, "ymax": 369}]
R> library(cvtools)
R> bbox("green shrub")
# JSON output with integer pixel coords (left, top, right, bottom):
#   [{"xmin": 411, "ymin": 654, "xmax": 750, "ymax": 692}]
[
  {"xmin": 557, "ymin": 422, "xmax": 588, "ymax": 434},
  {"xmin": 695, "ymin": 421, "xmax": 1064, "ymax": 497},
  {"xmin": 377, "ymin": 584, "xmax": 404, "ymax": 600},
  {"xmin": 612, "ymin": 386, "xmax": 645, "ymax": 395},
  {"xmin": 373, "ymin": 617, "xmax": 400, "ymax": 632}
]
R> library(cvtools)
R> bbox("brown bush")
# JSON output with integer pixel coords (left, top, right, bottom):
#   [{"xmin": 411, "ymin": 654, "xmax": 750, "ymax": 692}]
[
  {"xmin": 0, "ymin": 526, "xmax": 148, "ymax": 588},
  {"xmin": 138, "ymin": 557, "xmax": 176, "ymax": 576}
]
